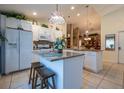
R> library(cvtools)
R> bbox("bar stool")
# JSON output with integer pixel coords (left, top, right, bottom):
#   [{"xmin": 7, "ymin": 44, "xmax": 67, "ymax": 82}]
[
  {"xmin": 34, "ymin": 67, "xmax": 56, "ymax": 89},
  {"xmin": 28, "ymin": 62, "xmax": 44, "ymax": 88}
]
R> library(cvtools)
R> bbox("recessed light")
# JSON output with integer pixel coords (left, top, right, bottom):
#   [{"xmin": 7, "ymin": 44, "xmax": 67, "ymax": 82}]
[
  {"xmin": 70, "ymin": 6, "xmax": 75, "ymax": 10},
  {"xmin": 33, "ymin": 12, "xmax": 37, "ymax": 16},
  {"xmin": 77, "ymin": 13, "xmax": 80, "ymax": 16}
]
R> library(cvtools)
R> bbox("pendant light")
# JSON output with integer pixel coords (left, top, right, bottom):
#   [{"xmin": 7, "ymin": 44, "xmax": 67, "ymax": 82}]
[
  {"xmin": 86, "ymin": 5, "xmax": 89, "ymax": 35},
  {"xmin": 49, "ymin": 4, "xmax": 65, "ymax": 25},
  {"xmin": 84, "ymin": 5, "xmax": 91, "ymax": 41}
]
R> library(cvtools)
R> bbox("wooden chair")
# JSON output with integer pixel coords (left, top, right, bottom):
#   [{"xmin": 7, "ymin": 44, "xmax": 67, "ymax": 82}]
[
  {"xmin": 28, "ymin": 62, "xmax": 44, "ymax": 89},
  {"xmin": 34, "ymin": 67, "xmax": 56, "ymax": 89}
]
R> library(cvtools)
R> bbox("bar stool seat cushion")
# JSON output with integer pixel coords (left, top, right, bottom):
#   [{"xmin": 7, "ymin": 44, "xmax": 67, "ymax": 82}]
[
  {"xmin": 31, "ymin": 62, "xmax": 44, "ymax": 68},
  {"xmin": 36, "ymin": 67, "xmax": 55, "ymax": 79}
]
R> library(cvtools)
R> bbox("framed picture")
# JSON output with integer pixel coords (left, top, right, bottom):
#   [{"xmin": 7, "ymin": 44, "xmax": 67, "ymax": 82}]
[{"xmin": 105, "ymin": 34, "xmax": 115, "ymax": 50}]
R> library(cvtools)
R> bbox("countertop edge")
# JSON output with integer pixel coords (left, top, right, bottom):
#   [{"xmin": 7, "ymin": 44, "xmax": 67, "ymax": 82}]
[{"xmin": 50, "ymin": 53, "xmax": 85, "ymax": 62}]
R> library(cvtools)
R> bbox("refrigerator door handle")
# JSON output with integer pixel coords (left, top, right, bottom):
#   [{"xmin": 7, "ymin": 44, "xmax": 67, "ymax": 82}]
[{"xmin": 8, "ymin": 43, "xmax": 17, "ymax": 48}]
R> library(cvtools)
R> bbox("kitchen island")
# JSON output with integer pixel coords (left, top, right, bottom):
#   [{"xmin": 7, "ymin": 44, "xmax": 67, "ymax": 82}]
[
  {"xmin": 33, "ymin": 50, "xmax": 85, "ymax": 89},
  {"xmin": 65, "ymin": 49, "xmax": 103, "ymax": 73}
]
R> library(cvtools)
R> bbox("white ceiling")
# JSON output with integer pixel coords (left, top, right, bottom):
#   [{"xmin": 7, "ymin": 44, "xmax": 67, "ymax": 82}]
[{"xmin": 0, "ymin": 4, "xmax": 124, "ymax": 31}]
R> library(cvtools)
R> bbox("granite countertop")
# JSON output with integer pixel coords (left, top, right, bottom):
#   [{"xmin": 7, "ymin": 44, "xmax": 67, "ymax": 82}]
[{"xmin": 33, "ymin": 50, "xmax": 85, "ymax": 61}]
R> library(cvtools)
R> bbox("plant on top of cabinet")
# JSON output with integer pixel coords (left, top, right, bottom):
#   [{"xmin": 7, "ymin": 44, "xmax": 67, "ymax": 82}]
[
  {"xmin": 17, "ymin": 26, "xmax": 24, "ymax": 30},
  {"xmin": 0, "ymin": 11, "xmax": 28, "ymax": 20},
  {"xmin": 41, "ymin": 24, "xmax": 48, "ymax": 28},
  {"xmin": 56, "ymin": 27, "xmax": 60, "ymax": 31}
]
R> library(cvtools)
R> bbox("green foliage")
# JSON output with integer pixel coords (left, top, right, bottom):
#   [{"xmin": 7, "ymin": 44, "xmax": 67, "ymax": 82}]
[
  {"xmin": 56, "ymin": 27, "xmax": 59, "ymax": 30},
  {"xmin": 0, "ymin": 32, "xmax": 7, "ymax": 42},
  {"xmin": 54, "ymin": 37, "xmax": 66, "ymax": 50},
  {"xmin": 41, "ymin": 24, "xmax": 48, "ymax": 28},
  {"xmin": 0, "ymin": 11, "xmax": 28, "ymax": 20}
]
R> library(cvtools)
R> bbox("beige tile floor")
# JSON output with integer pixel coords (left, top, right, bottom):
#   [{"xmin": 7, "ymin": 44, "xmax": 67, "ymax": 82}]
[{"xmin": 0, "ymin": 62, "xmax": 124, "ymax": 89}]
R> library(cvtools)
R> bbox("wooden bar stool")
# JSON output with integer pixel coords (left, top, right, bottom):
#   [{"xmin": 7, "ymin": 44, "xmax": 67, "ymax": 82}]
[
  {"xmin": 34, "ymin": 67, "xmax": 56, "ymax": 89},
  {"xmin": 28, "ymin": 62, "xmax": 44, "ymax": 89}
]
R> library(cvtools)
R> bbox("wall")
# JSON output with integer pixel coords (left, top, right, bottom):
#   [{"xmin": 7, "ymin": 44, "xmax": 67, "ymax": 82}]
[{"xmin": 101, "ymin": 7, "xmax": 124, "ymax": 63}]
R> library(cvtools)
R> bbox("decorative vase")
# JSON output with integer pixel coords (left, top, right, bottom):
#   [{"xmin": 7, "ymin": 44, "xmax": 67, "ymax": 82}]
[{"xmin": 58, "ymin": 49, "xmax": 63, "ymax": 53}]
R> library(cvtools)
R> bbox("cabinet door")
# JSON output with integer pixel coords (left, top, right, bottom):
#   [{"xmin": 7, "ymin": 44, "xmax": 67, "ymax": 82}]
[
  {"xmin": 38, "ymin": 27, "xmax": 46, "ymax": 40},
  {"xmin": 32, "ymin": 25, "xmax": 39, "ymax": 41},
  {"xmin": 19, "ymin": 31, "xmax": 33, "ymax": 69},
  {"xmin": 20, "ymin": 20, "xmax": 32, "ymax": 31},
  {"xmin": 84, "ymin": 52, "xmax": 97, "ymax": 71},
  {"xmin": 5, "ymin": 28, "xmax": 19, "ymax": 73},
  {"xmin": 6, "ymin": 17, "xmax": 19, "ymax": 28}
]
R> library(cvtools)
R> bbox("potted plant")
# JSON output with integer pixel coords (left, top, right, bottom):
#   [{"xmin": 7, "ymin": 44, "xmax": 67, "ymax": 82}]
[
  {"xmin": 54, "ymin": 37, "xmax": 65, "ymax": 53},
  {"xmin": 41, "ymin": 24, "xmax": 48, "ymax": 28}
]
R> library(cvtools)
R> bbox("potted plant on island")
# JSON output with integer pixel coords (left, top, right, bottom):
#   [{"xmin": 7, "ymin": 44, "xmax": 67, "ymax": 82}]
[{"xmin": 54, "ymin": 37, "xmax": 65, "ymax": 53}]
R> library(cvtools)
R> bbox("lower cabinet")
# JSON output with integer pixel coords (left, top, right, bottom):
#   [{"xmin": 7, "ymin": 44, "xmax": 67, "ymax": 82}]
[
  {"xmin": 84, "ymin": 51, "xmax": 103, "ymax": 73},
  {"xmin": 76, "ymin": 51, "xmax": 103, "ymax": 73}
]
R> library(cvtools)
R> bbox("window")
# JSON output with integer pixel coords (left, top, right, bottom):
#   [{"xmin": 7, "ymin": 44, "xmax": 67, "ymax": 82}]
[{"xmin": 105, "ymin": 34, "xmax": 115, "ymax": 50}]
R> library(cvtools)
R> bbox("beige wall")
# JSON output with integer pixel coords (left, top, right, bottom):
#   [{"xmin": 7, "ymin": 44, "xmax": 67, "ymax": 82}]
[{"xmin": 101, "ymin": 7, "xmax": 124, "ymax": 63}]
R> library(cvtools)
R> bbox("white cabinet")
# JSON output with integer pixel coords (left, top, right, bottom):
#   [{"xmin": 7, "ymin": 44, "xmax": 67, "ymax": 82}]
[
  {"xmin": 84, "ymin": 51, "xmax": 103, "ymax": 73},
  {"xmin": 32, "ymin": 25, "xmax": 40, "ymax": 41},
  {"xmin": 6, "ymin": 17, "xmax": 19, "ymax": 28},
  {"xmin": 6, "ymin": 17, "xmax": 32, "ymax": 31},
  {"xmin": 84, "ymin": 52, "xmax": 97, "ymax": 72},
  {"xmin": 20, "ymin": 20, "xmax": 32, "ymax": 31},
  {"xmin": 77, "ymin": 51, "xmax": 103, "ymax": 73},
  {"xmin": 38, "ymin": 27, "xmax": 47, "ymax": 40},
  {"xmin": 32, "ymin": 26, "xmax": 63, "ymax": 41}
]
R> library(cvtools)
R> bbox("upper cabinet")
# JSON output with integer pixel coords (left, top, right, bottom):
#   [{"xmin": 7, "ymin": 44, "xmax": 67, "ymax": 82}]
[
  {"xmin": 5, "ymin": 17, "xmax": 63, "ymax": 42},
  {"xmin": 32, "ymin": 25, "xmax": 40, "ymax": 41},
  {"xmin": 39, "ymin": 27, "xmax": 62, "ymax": 42},
  {"xmin": 20, "ymin": 20, "xmax": 32, "ymax": 31},
  {"xmin": 6, "ymin": 17, "xmax": 32, "ymax": 31},
  {"xmin": 6, "ymin": 17, "xmax": 19, "ymax": 28},
  {"xmin": 32, "ymin": 25, "xmax": 63, "ymax": 42}
]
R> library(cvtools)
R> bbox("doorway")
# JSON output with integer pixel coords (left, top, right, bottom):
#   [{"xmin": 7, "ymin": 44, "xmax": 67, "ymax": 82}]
[{"xmin": 118, "ymin": 31, "xmax": 124, "ymax": 64}]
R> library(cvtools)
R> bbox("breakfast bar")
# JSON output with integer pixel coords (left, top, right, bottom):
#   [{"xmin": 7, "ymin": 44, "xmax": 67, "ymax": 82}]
[{"xmin": 34, "ymin": 50, "xmax": 85, "ymax": 89}]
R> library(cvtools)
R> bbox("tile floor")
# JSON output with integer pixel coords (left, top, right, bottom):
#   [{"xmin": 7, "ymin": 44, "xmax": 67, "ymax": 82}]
[
  {"xmin": 0, "ymin": 62, "xmax": 124, "ymax": 89},
  {"xmin": 83, "ymin": 62, "xmax": 124, "ymax": 89}
]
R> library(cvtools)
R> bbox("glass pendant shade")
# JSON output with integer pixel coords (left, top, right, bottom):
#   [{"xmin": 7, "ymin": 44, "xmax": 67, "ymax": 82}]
[{"xmin": 49, "ymin": 5, "xmax": 65, "ymax": 25}]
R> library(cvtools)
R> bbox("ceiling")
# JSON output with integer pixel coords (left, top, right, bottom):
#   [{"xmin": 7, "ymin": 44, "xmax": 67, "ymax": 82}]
[{"xmin": 0, "ymin": 4, "xmax": 124, "ymax": 32}]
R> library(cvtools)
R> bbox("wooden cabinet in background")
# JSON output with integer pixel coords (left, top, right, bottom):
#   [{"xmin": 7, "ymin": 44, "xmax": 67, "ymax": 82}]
[
  {"xmin": 73, "ymin": 27, "xmax": 80, "ymax": 48},
  {"xmin": 66, "ymin": 24, "xmax": 80, "ymax": 48},
  {"xmin": 66, "ymin": 24, "xmax": 73, "ymax": 48}
]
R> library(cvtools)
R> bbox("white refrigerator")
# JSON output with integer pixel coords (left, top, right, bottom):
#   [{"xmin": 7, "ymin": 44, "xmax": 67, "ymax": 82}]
[{"xmin": 5, "ymin": 28, "xmax": 32, "ymax": 74}]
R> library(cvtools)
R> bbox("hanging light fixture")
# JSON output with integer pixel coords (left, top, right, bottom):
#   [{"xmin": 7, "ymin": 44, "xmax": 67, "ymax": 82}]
[
  {"xmin": 49, "ymin": 4, "xmax": 65, "ymax": 25},
  {"xmin": 84, "ymin": 5, "xmax": 91, "ymax": 41}
]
